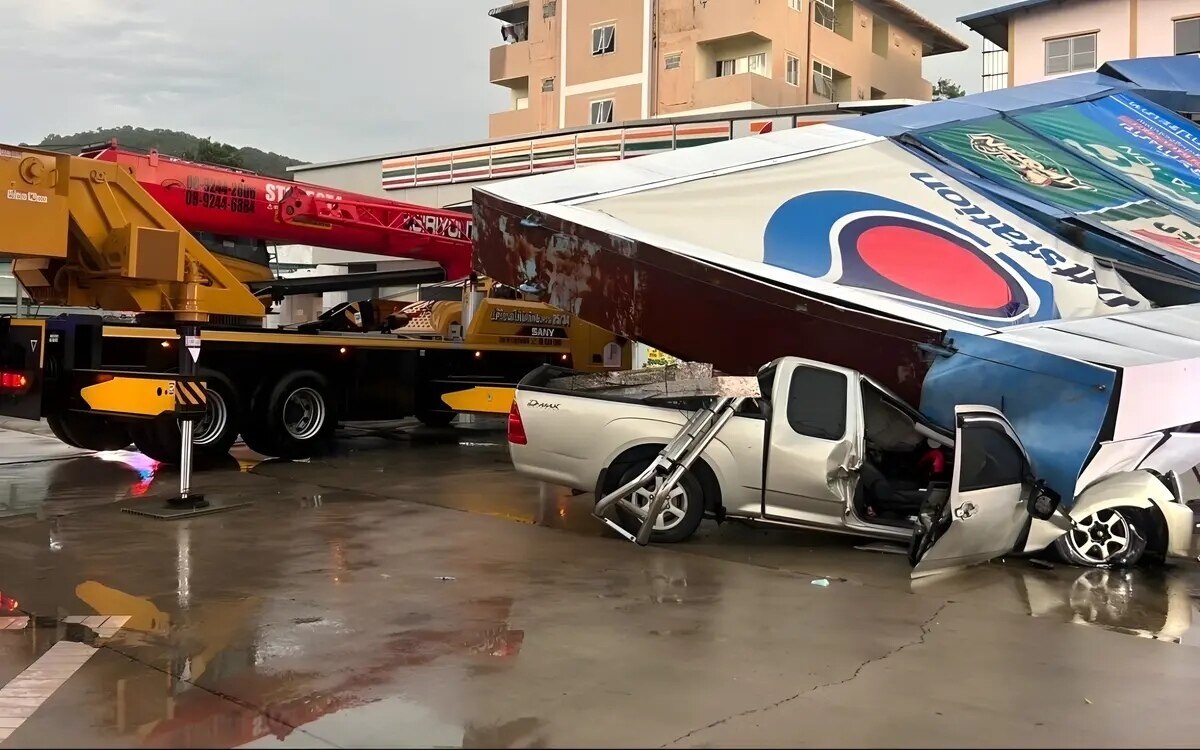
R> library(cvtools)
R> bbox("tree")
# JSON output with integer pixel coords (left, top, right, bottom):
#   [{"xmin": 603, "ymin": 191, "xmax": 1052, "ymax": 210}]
[
  {"xmin": 932, "ymin": 77, "xmax": 967, "ymax": 101},
  {"xmin": 183, "ymin": 137, "xmax": 244, "ymax": 169},
  {"xmin": 36, "ymin": 128, "xmax": 303, "ymax": 177}
]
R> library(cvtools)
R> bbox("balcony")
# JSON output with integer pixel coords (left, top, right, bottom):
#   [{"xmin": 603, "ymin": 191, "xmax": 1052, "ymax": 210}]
[
  {"xmin": 490, "ymin": 41, "xmax": 531, "ymax": 84},
  {"xmin": 693, "ymin": 73, "xmax": 802, "ymax": 110},
  {"xmin": 694, "ymin": 0, "xmax": 775, "ymax": 44},
  {"xmin": 489, "ymin": 108, "xmax": 537, "ymax": 139}
]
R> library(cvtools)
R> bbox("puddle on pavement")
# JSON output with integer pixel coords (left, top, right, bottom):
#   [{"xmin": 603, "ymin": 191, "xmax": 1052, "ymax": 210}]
[
  {"xmin": 0, "ymin": 575, "xmax": 530, "ymax": 749},
  {"xmin": 913, "ymin": 560, "xmax": 1200, "ymax": 645}
]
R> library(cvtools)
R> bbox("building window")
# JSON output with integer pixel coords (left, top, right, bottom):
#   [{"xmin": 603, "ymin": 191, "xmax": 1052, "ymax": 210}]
[
  {"xmin": 543, "ymin": 0, "xmax": 556, "ymax": 18},
  {"xmin": 786, "ymin": 54, "xmax": 800, "ymax": 86},
  {"xmin": 541, "ymin": 77, "xmax": 555, "ymax": 92},
  {"xmin": 1045, "ymin": 33, "xmax": 1096, "ymax": 75},
  {"xmin": 592, "ymin": 24, "xmax": 616, "ymax": 55},
  {"xmin": 664, "ymin": 52, "xmax": 681, "ymax": 69},
  {"xmin": 870, "ymin": 86, "xmax": 887, "ymax": 100},
  {"xmin": 715, "ymin": 52, "xmax": 767, "ymax": 77},
  {"xmin": 812, "ymin": 60, "xmax": 834, "ymax": 99},
  {"xmin": 814, "ymin": 0, "xmax": 836, "ymax": 31},
  {"xmin": 1177, "ymin": 17, "xmax": 1200, "ymax": 55},
  {"xmin": 501, "ymin": 23, "xmax": 528, "ymax": 43},
  {"xmin": 590, "ymin": 99, "xmax": 614, "ymax": 124},
  {"xmin": 789, "ymin": 0, "xmax": 802, "ymax": 10},
  {"xmin": 872, "ymin": 17, "xmax": 889, "ymax": 57}
]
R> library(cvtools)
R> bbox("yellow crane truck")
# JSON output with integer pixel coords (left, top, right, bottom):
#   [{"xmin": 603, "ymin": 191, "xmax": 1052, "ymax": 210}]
[{"xmin": 0, "ymin": 143, "xmax": 629, "ymax": 467}]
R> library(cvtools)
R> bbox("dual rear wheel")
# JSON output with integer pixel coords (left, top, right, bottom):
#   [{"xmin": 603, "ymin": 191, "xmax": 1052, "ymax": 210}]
[{"xmin": 129, "ymin": 369, "xmax": 336, "ymax": 464}]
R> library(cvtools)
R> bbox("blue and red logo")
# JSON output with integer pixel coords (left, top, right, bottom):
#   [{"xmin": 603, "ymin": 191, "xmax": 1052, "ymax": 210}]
[{"xmin": 763, "ymin": 190, "xmax": 1057, "ymax": 326}]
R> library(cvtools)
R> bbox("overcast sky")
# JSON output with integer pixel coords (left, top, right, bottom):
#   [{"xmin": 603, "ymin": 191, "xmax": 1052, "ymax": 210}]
[{"xmin": 0, "ymin": 0, "xmax": 1001, "ymax": 165}]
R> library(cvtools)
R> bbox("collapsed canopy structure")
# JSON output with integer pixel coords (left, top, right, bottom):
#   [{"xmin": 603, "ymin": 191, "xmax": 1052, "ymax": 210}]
[{"xmin": 472, "ymin": 56, "xmax": 1200, "ymax": 504}]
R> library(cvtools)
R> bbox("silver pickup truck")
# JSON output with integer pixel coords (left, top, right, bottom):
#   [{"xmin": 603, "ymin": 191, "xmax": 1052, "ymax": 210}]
[{"xmin": 507, "ymin": 357, "xmax": 1194, "ymax": 577}]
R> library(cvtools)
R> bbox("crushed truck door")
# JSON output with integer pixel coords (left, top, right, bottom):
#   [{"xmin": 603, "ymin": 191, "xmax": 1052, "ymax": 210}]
[
  {"xmin": 910, "ymin": 405, "xmax": 1036, "ymax": 579},
  {"xmin": 762, "ymin": 359, "xmax": 861, "ymax": 524}
]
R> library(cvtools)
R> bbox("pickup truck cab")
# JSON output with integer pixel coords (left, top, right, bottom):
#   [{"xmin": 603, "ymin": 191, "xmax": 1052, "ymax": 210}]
[{"xmin": 509, "ymin": 357, "xmax": 1193, "ymax": 577}]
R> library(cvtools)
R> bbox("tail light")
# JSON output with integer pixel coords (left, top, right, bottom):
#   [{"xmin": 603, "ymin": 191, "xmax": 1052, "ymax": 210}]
[
  {"xmin": 0, "ymin": 371, "xmax": 28, "ymax": 390},
  {"xmin": 507, "ymin": 400, "xmax": 527, "ymax": 445}
]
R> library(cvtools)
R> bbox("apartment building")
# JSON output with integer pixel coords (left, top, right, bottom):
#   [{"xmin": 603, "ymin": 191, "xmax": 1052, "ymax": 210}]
[
  {"xmin": 960, "ymin": 0, "xmax": 1200, "ymax": 91},
  {"xmin": 487, "ymin": 0, "xmax": 965, "ymax": 137}
]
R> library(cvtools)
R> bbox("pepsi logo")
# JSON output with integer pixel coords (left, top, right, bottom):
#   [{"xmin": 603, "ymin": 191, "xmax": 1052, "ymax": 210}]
[
  {"xmin": 763, "ymin": 190, "xmax": 1042, "ymax": 325},
  {"xmin": 835, "ymin": 214, "xmax": 1029, "ymax": 318}
]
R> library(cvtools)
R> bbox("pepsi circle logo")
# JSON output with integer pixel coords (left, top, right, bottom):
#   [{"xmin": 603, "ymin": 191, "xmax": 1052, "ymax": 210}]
[{"xmin": 763, "ymin": 190, "xmax": 1043, "ymax": 325}]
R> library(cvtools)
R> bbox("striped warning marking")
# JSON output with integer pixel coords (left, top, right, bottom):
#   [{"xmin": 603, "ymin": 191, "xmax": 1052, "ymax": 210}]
[
  {"xmin": 0, "ymin": 615, "xmax": 129, "ymax": 744},
  {"xmin": 173, "ymin": 380, "xmax": 206, "ymax": 408}
]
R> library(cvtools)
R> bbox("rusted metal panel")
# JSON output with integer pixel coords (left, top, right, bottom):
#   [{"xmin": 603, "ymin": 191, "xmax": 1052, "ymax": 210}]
[{"xmin": 473, "ymin": 191, "xmax": 942, "ymax": 404}]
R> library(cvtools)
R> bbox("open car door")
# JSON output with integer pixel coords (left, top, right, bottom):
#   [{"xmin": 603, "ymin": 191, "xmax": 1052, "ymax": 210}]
[{"xmin": 910, "ymin": 405, "xmax": 1037, "ymax": 579}]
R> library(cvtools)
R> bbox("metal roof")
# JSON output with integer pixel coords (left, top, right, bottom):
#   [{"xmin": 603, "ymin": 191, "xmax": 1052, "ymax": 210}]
[
  {"xmin": 957, "ymin": 0, "xmax": 1071, "ymax": 49},
  {"xmin": 487, "ymin": 1, "xmax": 529, "ymax": 25},
  {"xmin": 290, "ymin": 99, "xmax": 922, "ymax": 173},
  {"xmin": 866, "ymin": 0, "xmax": 969, "ymax": 56}
]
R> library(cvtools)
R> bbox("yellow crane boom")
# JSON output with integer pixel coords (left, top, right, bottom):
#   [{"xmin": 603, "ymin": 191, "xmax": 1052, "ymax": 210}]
[{"xmin": 0, "ymin": 144, "xmax": 265, "ymax": 322}]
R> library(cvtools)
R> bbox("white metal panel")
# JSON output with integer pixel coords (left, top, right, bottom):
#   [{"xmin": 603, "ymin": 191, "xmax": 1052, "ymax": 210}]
[
  {"xmin": 1106, "ymin": 305, "xmax": 1200, "ymax": 341},
  {"xmin": 1075, "ymin": 435, "xmax": 1163, "ymax": 494},
  {"xmin": 1046, "ymin": 316, "xmax": 1200, "ymax": 359},
  {"xmin": 1116, "ymin": 358, "xmax": 1200, "ymax": 440},
  {"xmin": 993, "ymin": 328, "xmax": 1171, "ymax": 367},
  {"xmin": 1137, "ymin": 433, "xmax": 1200, "ymax": 474}
]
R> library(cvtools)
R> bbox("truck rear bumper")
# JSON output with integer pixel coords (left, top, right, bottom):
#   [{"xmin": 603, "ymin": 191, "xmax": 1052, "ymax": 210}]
[{"xmin": 0, "ymin": 318, "xmax": 45, "ymax": 421}]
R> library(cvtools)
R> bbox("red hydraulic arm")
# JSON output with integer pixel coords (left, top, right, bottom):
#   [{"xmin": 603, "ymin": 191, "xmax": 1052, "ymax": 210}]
[
  {"xmin": 276, "ymin": 189, "xmax": 473, "ymax": 279},
  {"xmin": 82, "ymin": 143, "xmax": 473, "ymax": 278}
]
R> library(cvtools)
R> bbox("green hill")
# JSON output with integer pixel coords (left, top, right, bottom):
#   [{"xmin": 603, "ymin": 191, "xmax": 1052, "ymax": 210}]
[{"xmin": 32, "ymin": 126, "xmax": 305, "ymax": 178}]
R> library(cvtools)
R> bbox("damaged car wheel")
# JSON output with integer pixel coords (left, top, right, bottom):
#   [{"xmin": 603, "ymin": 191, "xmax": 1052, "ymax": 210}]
[
  {"xmin": 1054, "ymin": 506, "xmax": 1147, "ymax": 568},
  {"xmin": 613, "ymin": 461, "xmax": 704, "ymax": 544}
]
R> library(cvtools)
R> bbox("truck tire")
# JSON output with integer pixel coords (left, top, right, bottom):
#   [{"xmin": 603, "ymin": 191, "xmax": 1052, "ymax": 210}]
[
  {"xmin": 241, "ymin": 370, "xmax": 335, "ymax": 460},
  {"xmin": 46, "ymin": 412, "xmax": 132, "ymax": 452},
  {"xmin": 129, "ymin": 371, "xmax": 240, "ymax": 466},
  {"xmin": 415, "ymin": 407, "xmax": 456, "ymax": 428},
  {"xmin": 611, "ymin": 459, "xmax": 705, "ymax": 544}
]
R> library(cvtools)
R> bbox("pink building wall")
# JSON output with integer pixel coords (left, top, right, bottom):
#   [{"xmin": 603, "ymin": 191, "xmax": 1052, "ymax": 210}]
[{"xmin": 1010, "ymin": 0, "xmax": 1131, "ymax": 85}]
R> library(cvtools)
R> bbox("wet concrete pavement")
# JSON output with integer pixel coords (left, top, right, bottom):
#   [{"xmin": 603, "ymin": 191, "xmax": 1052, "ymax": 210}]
[{"xmin": 1, "ymin": 421, "xmax": 1199, "ymax": 747}]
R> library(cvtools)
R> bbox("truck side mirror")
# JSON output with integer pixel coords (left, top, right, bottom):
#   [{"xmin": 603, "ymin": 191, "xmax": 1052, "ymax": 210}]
[{"xmin": 1026, "ymin": 480, "xmax": 1061, "ymax": 521}]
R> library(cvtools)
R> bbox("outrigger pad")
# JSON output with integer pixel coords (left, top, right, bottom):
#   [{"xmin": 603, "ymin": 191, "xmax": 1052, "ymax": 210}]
[{"xmin": 121, "ymin": 499, "xmax": 250, "ymax": 520}]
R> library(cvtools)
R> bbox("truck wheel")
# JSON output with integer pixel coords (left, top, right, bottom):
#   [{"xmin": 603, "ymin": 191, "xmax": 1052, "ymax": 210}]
[
  {"xmin": 1054, "ymin": 506, "xmax": 1148, "ymax": 568},
  {"xmin": 46, "ymin": 412, "xmax": 132, "ymax": 451},
  {"xmin": 612, "ymin": 460, "xmax": 705, "ymax": 544},
  {"xmin": 129, "ymin": 371, "xmax": 240, "ymax": 466},
  {"xmin": 242, "ymin": 370, "xmax": 335, "ymax": 460},
  {"xmin": 415, "ymin": 407, "xmax": 456, "ymax": 428}
]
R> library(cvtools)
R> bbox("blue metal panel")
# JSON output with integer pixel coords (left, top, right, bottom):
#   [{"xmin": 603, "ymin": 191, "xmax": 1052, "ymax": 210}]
[
  {"xmin": 920, "ymin": 331, "xmax": 1117, "ymax": 506},
  {"xmin": 1099, "ymin": 57, "xmax": 1200, "ymax": 98}
]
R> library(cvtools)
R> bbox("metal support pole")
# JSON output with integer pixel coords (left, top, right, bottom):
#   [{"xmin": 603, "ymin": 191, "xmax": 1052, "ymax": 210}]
[
  {"xmin": 634, "ymin": 397, "xmax": 744, "ymax": 545},
  {"xmin": 166, "ymin": 324, "xmax": 207, "ymax": 509},
  {"xmin": 592, "ymin": 396, "xmax": 745, "ymax": 546},
  {"xmin": 593, "ymin": 401, "xmax": 722, "ymax": 519}
]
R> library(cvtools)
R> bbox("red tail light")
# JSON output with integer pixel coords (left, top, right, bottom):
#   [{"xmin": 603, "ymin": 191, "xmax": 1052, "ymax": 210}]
[
  {"xmin": 507, "ymin": 400, "xmax": 528, "ymax": 445},
  {"xmin": 0, "ymin": 371, "xmax": 28, "ymax": 390}
]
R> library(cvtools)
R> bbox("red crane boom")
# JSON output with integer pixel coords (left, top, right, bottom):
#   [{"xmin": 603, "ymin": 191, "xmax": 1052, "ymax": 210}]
[{"xmin": 82, "ymin": 143, "xmax": 473, "ymax": 278}]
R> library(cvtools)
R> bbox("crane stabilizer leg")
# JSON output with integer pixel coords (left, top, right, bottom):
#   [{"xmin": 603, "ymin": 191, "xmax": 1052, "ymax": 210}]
[
  {"xmin": 165, "ymin": 325, "xmax": 207, "ymax": 510},
  {"xmin": 593, "ymin": 396, "xmax": 746, "ymax": 545}
]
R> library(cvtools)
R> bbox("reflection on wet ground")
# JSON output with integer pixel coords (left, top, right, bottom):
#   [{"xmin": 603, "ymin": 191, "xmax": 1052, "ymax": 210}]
[{"xmin": 0, "ymin": 419, "xmax": 1199, "ymax": 747}]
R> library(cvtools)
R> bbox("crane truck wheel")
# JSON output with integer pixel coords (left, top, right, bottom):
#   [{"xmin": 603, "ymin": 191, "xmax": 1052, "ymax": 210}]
[
  {"xmin": 46, "ymin": 412, "xmax": 132, "ymax": 452},
  {"xmin": 414, "ymin": 405, "xmax": 457, "ymax": 428},
  {"xmin": 129, "ymin": 371, "xmax": 241, "ymax": 467},
  {"xmin": 241, "ymin": 370, "xmax": 336, "ymax": 461}
]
